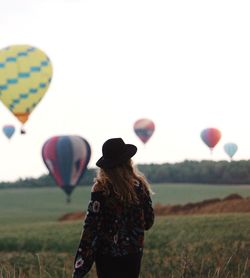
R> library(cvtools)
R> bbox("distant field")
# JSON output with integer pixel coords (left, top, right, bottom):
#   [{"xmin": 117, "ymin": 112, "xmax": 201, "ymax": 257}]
[{"xmin": 1, "ymin": 183, "xmax": 250, "ymax": 225}]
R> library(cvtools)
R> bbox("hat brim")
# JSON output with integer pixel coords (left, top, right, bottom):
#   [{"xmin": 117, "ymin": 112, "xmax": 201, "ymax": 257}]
[{"xmin": 96, "ymin": 144, "xmax": 137, "ymax": 169}]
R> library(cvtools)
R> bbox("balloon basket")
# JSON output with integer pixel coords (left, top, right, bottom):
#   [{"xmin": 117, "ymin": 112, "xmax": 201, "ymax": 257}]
[{"xmin": 20, "ymin": 127, "xmax": 26, "ymax": 135}]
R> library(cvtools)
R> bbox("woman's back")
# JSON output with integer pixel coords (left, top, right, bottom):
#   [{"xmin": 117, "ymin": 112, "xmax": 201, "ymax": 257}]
[{"xmin": 95, "ymin": 180, "xmax": 154, "ymax": 257}]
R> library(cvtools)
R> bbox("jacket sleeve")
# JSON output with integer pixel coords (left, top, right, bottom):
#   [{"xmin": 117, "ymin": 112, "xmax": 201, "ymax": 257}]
[
  {"xmin": 135, "ymin": 181, "xmax": 155, "ymax": 231},
  {"xmin": 72, "ymin": 191, "xmax": 104, "ymax": 278},
  {"xmin": 143, "ymin": 190, "xmax": 154, "ymax": 230}
]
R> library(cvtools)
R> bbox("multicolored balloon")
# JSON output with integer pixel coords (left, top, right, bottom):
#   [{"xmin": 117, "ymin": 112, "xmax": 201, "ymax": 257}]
[
  {"xmin": 134, "ymin": 118, "xmax": 155, "ymax": 144},
  {"xmin": 224, "ymin": 143, "xmax": 238, "ymax": 160},
  {"xmin": 0, "ymin": 45, "xmax": 53, "ymax": 132},
  {"xmin": 2, "ymin": 125, "xmax": 15, "ymax": 139},
  {"xmin": 42, "ymin": 136, "xmax": 91, "ymax": 202},
  {"xmin": 200, "ymin": 128, "xmax": 221, "ymax": 152}
]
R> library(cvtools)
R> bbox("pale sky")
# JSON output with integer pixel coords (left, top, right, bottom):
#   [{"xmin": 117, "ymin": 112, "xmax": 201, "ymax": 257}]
[{"xmin": 1, "ymin": 0, "xmax": 250, "ymax": 181}]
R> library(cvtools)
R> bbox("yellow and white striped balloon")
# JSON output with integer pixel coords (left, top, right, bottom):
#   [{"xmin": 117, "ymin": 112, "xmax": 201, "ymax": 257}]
[{"xmin": 0, "ymin": 45, "xmax": 53, "ymax": 124}]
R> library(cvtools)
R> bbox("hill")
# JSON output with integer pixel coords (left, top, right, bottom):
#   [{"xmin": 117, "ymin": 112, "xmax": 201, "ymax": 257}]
[{"xmin": 58, "ymin": 193, "xmax": 250, "ymax": 221}]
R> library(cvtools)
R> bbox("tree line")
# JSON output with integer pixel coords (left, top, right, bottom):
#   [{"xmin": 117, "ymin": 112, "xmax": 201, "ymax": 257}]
[
  {"xmin": 137, "ymin": 160, "xmax": 250, "ymax": 184},
  {"xmin": 1, "ymin": 160, "xmax": 250, "ymax": 189}
]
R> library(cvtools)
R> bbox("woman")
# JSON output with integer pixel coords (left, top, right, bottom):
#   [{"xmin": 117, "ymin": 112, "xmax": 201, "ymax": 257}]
[{"xmin": 73, "ymin": 138, "xmax": 154, "ymax": 278}]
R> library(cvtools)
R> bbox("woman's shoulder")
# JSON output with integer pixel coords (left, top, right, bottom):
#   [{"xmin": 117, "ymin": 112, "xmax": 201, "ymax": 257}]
[
  {"xmin": 91, "ymin": 182, "xmax": 103, "ymax": 193},
  {"xmin": 134, "ymin": 178, "xmax": 152, "ymax": 198},
  {"xmin": 134, "ymin": 178, "xmax": 146, "ymax": 190},
  {"xmin": 90, "ymin": 181, "xmax": 109, "ymax": 201}
]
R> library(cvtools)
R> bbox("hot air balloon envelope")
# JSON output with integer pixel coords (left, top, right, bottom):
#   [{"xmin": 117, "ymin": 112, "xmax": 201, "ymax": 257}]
[
  {"xmin": 224, "ymin": 143, "xmax": 238, "ymax": 159},
  {"xmin": 200, "ymin": 128, "xmax": 221, "ymax": 151},
  {"xmin": 3, "ymin": 125, "xmax": 15, "ymax": 139},
  {"xmin": 134, "ymin": 118, "xmax": 155, "ymax": 144},
  {"xmin": 42, "ymin": 136, "xmax": 91, "ymax": 201},
  {"xmin": 0, "ymin": 45, "xmax": 53, "ymax": 129}
]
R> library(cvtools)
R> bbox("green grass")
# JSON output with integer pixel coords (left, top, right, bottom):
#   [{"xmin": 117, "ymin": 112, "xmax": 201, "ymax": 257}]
[
  {"xmin": 1, "ymin": 184, "xmax": 250, "ymax": 277},
  {"xmin": 151, "ymin": 183, "xmax": 250, "ymax": 204},
  {"xmin": 1, "ymin": 183, "xmax": 250, "ymax": 225},
  {"xmin": 0, "ymin": 186, "xmax": 91, "ymax": 225},
  {"xmin": 1, "ymin": 214, "xmax": 250, "ymax": 277}
]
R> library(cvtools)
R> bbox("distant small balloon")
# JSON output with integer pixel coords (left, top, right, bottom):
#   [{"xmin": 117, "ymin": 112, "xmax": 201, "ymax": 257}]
[
  {"xmin": 42, "ymin": 135, "xmax": 91, "ymax": 203},
  {"xmin": 134, "ymin": 118, "xmax": 155, "ymax": 144},
  {"xmin": 3, "ymin": 125, "xmax": 15, "ymax": 139},
  {"xmin": 224, "ymin": 143, "xmax": 238, "ymax": 160},
  {"xmin": 200, "ymin": 128, "xmax": 221, "ymax": 152}
]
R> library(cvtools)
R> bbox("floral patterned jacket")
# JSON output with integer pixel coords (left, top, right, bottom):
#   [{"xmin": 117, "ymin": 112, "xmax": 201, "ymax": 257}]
[{"xmin": 72, "ymin": 180, "xmax": 154, "ymax": 278}]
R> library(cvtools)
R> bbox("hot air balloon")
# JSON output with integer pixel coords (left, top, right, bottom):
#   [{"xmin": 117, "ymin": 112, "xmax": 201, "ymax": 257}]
[
  {"xmin": 42, "ymin": 136, "xmax": 91, "ymax": 203},
  {"xmin": 0, "ymin": 45, "xmax": 53, "ymax": 133},
  {"xmin": 224, "ymin": 143, "xmax": 238, "ymax": 161},
  {"xmin": 2, "ymin": 125, "xmax": 15, "ymax": 139},
  {"xmin": 134, "ymin": 118, "xmax": 155, "ymax": 144},
  {"xmin": 200, "ymin": 128, "xmax": 221, "ymax": 153}
]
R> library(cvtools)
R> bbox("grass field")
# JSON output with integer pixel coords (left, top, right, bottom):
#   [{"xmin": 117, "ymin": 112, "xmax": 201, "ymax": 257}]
[
  {"xmin": 1, "ymin": 184, "xmax": 250, "ymax": 277},
  {"xmin": 1, "ymin": 183, "xmax": 250, "ymax": 225},
  {"xmin": 1, "ymin": 215, "xmax": 250, "ymax": 277}
]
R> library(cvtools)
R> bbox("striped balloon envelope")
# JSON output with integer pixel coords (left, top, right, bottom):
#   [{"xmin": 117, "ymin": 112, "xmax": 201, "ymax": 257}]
[
  {"xmin": 200, "ymin": 128, "xmax": 221, "ymax": 152},
  {"xmin": 42, "ymin": 136, "xmax": 91, "ymax": 202},
  {"xmin": 2, "ymin": 124, "xmax": 15, "ymax": 139},
  {"xmin": 0, "ymin": 45, "xmax": 52, "ymax": 133},
  {"xmin": 133, "ymin": 118, "xmax": 155, "ymax": 144}
]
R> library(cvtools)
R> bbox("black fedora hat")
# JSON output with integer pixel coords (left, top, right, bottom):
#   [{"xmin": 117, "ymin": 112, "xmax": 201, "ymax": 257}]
[{"xmin": 96, "ymin": 138, "xmax": 137, "ymax": 169}]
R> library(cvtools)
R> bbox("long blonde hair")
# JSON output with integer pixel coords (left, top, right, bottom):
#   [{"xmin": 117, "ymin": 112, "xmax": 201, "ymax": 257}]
[{"xmin": 95, "ymin": 159, "xmax": 152, "ymax": 204}]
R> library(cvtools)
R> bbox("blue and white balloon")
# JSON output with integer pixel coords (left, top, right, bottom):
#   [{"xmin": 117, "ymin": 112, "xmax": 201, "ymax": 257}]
[{"xmin": 224, "ymin": 143, "xmax": 238, "ymax": 160}]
